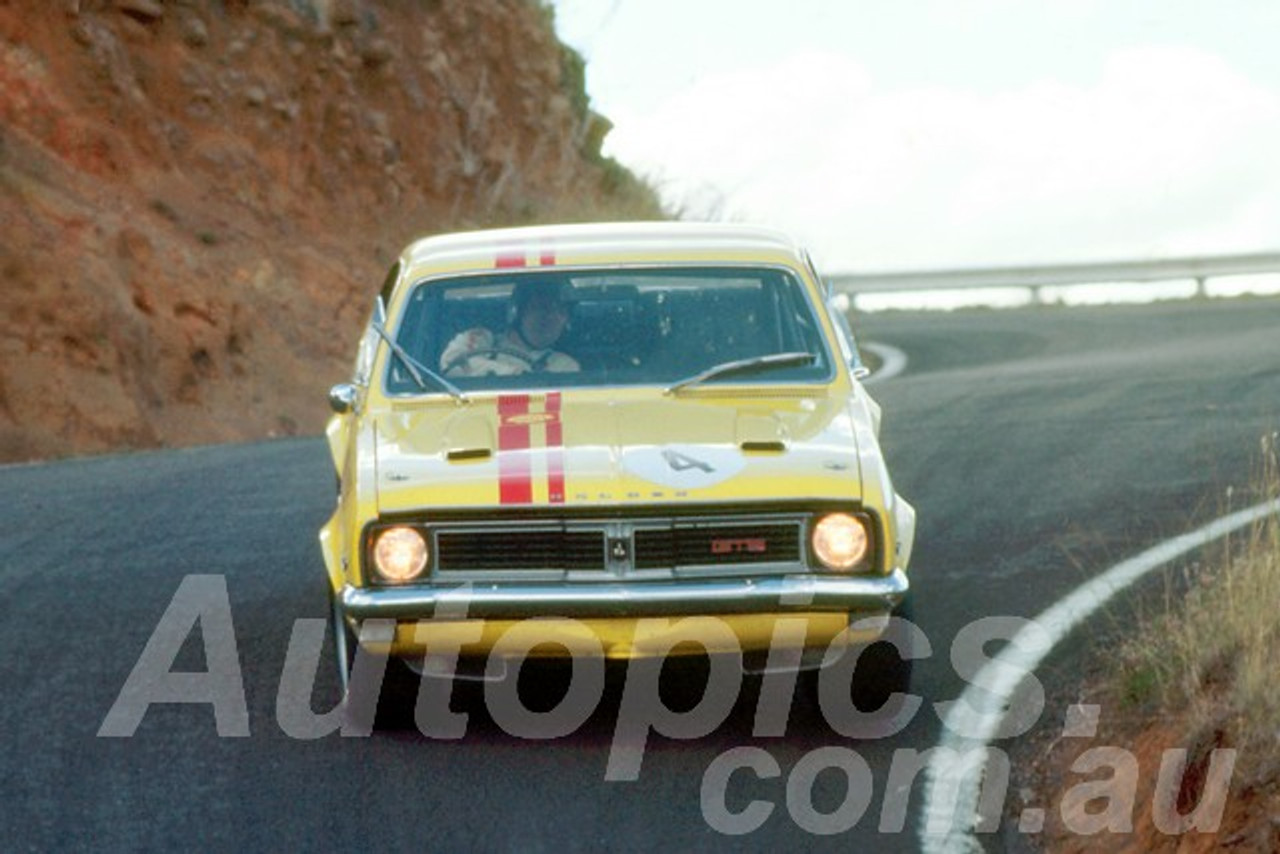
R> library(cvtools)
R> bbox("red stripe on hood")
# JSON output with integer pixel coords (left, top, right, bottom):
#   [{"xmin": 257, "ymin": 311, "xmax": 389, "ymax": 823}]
[
  {"xmin": 497, "ymin": 395, "xmax": 532, "ymax": 504},
  {"xmin": 545, "ymin": 392, "xmax": 564, "ymax": 504}
]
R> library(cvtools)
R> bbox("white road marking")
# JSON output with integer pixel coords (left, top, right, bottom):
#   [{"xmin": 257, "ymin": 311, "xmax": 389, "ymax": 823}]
[
  {"xmin": 863, "ymin": 342, "xmax": 908, "ymax": 384},
  {"xmin": 919, "ymin": 496, "xmax": 1280, "ymax": 852}
]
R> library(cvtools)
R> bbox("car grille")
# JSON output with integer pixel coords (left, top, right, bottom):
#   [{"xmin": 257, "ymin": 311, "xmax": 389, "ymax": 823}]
[
  {"xmin": 430, "ymin": 515, "xmax": 806, "ymax": 576},
  {"xmin": 437, "ymin": 530, "xmax": 604, "ymax": 571}
]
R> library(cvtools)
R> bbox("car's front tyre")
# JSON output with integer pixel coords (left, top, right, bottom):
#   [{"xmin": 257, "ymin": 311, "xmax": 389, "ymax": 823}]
[
  {"xmin": 328, "ymin": 585, "xmax": 421, "ymax": 730},
  {"xmin": 800, "ymin": 593, "xmax": 917, "ymax": 734}
]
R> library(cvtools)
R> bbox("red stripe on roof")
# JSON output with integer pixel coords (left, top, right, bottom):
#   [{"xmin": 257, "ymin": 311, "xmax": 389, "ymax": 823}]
[{"xmin": 496, "ymin": 251, "xmax": 527, "ymax": 269}]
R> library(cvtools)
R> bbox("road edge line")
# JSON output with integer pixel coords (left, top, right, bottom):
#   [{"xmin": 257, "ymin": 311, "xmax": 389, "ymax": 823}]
[
  {"xmin": 863, "ymin": 342, "xmax": 908, "ymax": 384},
  {"xmin": 919, "ymin": 496, "xmax": 1280, "ymax": 852}
]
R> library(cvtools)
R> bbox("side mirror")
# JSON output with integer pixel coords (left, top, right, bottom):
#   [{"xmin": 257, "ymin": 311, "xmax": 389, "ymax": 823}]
[{"xmin": 328, "ymin": 383, "xmax": 359, "ymax": 415}]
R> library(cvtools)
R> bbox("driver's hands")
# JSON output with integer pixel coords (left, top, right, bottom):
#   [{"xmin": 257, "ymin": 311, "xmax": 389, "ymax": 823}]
[
  {"xmin": 440, "ymin": 327, "xmax": 579, "ymax": 376},
  {"xmin": 440, "ymin": 328, "xmax": 495, "ymax": 371},
  {"xmin": 453, "ymin": 354, "xmax": 527, "ymax": 377},
  {"xmin": 441, "ymin": 328, "xmax": 532, "ymax": 377}
]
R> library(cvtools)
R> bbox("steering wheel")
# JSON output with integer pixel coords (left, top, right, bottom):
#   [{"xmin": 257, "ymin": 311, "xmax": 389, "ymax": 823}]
[{"xmin": 441, "ymin": 347, "xmax": 538, "ymax": 376}]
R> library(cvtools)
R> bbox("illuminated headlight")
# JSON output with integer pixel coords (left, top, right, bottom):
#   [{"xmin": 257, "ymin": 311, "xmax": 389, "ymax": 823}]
[
  {"xmin": 372, "ymin": 526, "xmax": 428, "ymax": 582},
  {"xmin": 811, "ymin": 512, "xmax": 870, "ymax": 571}
]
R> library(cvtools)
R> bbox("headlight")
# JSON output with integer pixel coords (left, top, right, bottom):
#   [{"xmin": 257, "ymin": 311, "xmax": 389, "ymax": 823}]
[
  {"xmin": 811, "ymin": 512, "xmax": 870, "ymax": 571},
  {"xmin": 372, "ymin": 526, "xmax": 428, "ymax": 582}
]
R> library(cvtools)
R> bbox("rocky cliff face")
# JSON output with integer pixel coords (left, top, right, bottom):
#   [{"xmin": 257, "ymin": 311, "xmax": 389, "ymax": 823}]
[{"xmin": 0, "ymin": 0, "xmax": 659, "ymax": 461}]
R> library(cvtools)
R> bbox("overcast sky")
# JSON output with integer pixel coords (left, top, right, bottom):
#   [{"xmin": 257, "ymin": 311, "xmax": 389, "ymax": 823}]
[{"xmin": 549, "ymin": 1, "xmax": 1280, "ymax": 273}]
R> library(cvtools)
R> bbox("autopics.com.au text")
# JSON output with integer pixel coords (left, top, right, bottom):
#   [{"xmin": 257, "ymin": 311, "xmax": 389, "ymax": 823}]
[{"xmin": 98, "ymin": 575, "xmax": 1236, "ymax": 839}]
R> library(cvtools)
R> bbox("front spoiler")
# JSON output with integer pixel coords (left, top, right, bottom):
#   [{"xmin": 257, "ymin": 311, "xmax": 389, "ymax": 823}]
[{"xmin": 338, "ymin": 569, "xmax": 909, "ymax": 621}]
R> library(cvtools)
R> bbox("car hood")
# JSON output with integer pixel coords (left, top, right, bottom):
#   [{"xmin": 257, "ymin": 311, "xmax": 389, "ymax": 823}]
[{"xmin": 373, "ymin": 392, "xmax": 864, "ymax": 513}]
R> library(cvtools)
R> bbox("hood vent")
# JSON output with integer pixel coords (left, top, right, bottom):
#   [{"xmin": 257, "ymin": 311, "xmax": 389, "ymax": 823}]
[
  {"xmin": 447, "ymin": 447, "xmax": 492, "ymax": 462},
  {"xmin": 739, "ymin": 440, "xmax": 786, "ymax": 453}
]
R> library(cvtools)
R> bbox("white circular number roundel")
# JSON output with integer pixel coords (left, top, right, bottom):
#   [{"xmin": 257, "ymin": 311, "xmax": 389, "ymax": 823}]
[{"xmin": 621, "ymin": 445, "xmax": 745, "ymax": 490}]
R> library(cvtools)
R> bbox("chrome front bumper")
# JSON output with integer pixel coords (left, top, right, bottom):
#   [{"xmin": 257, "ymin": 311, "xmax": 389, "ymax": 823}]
[{"xmin": 339, "ymin": 569, "xmax": 909, "ymax": 621}]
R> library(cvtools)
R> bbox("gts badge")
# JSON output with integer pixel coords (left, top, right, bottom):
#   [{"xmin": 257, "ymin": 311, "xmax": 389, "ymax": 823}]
[{"xmin": 711, "ymin": 537, "xmax": 767, "ymax": 555}]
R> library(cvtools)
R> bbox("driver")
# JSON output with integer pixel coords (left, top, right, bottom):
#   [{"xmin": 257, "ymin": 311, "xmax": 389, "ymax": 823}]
[{"xmin": 440, "ymin": 279, "xmax": 580, "ymax": 376}]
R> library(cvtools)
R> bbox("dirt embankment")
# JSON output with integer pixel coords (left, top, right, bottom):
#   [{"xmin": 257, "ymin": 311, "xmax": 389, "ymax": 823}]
[{"xmin": 0, "ymin": 0, "xmax": 660, "ymax": 461}]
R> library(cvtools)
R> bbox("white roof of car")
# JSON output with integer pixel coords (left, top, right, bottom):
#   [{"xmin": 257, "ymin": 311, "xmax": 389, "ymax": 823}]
[{"xmin": 401, "ymin": 221, "xmax": 808, "ymax": 274}]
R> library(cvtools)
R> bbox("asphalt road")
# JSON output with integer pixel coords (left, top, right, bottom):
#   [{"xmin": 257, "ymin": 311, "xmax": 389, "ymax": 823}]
[{"xmin": 3, "ymin": 297, "xmax": 1279, "ymax": 851}]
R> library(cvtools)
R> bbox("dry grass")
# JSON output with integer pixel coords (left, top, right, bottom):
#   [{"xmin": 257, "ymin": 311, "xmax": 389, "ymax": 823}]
[{"xmin": 1113, "ymin": 433, "xmax": 1280, "ymax": 785}]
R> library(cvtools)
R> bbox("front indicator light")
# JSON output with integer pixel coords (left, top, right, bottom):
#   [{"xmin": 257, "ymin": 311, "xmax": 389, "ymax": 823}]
[
  {"xmin": 373, "ymin": 526, "xmax": 428, "ymax": 582},
  {"xmin": 812, "ymin": 513, "xmax": 869, "ymax": 571}
]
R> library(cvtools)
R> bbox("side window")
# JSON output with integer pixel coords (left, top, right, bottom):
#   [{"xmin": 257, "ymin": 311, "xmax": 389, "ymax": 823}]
[
  {"xmin": 353, "ymin": 262, "xmax": 399, "ymax": 386},
  {"xmin": 828, "ymin": 299, "xmax": 863, "ymax": 370},
  {"xmin": 801, "ymin": 249, "xmax": 854, "ymax": 366},
  {"xmin": 378, "ymin": 262, "xmax": 400, "ymax": 309},
  {"xmin": 351, "ymin": 305, "xmax": 380, "ymax": 387}
]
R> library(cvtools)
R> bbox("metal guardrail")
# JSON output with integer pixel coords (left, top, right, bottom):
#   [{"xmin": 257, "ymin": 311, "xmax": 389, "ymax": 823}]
[{"xmin": 827, "ymin": 251, "xmax": 1280, "ymax": 301}]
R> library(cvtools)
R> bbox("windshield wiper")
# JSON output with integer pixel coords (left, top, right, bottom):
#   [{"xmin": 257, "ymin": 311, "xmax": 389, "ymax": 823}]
[
  {"xmin": 371, "ymin": 321, "xmax": 469, "ymax": 403},
  {"xmin": 664, "ymin": 351, "xmax": 816, "ymax": 395}
]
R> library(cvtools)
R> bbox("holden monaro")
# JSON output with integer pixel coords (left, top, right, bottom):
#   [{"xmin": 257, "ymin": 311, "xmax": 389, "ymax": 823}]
[{"xmin": 319, "ymin": 222, "xmax": 915, "ymax": 715}]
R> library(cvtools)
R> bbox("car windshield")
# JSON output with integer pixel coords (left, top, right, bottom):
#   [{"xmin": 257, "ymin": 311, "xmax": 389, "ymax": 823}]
[{"xmin": 384, "ymin": 267, "xmax": 834, "ymax": 394}]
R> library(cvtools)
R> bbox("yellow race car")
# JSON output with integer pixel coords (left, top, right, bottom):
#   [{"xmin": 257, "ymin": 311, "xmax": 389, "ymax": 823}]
[{"xmin": 319, "ymin": 222, "xmax": 915, "ymax": 718}]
